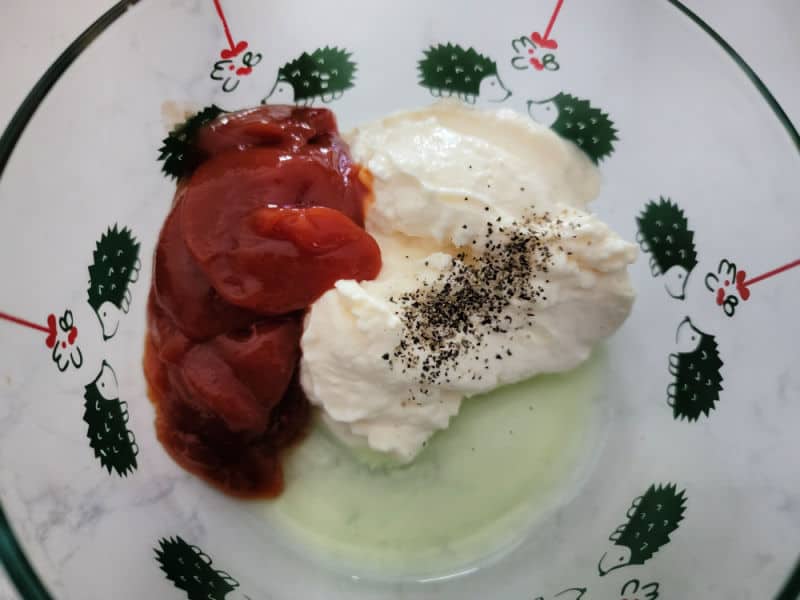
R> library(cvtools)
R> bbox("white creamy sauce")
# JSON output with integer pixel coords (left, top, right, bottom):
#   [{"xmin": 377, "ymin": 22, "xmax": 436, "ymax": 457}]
[{"xmin": 299, "ymin": 101, "xmax": 636, "ymax": 461}]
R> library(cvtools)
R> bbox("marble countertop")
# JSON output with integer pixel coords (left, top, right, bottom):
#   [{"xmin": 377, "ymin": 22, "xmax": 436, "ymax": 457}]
[{"xmin": 0, "ymin": 1, "xmax": 798, "ymax": 598}]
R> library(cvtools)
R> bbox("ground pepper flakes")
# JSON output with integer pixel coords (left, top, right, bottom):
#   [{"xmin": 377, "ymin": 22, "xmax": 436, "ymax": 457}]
[{"xmin": 388, "ymin": 211, "xmax": 575, "ymax": 387}]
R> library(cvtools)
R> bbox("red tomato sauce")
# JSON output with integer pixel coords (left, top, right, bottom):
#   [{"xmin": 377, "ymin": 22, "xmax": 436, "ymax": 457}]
[{"xmin": 144, "ymin": 106, "xmax": 381, "ymax": 498}]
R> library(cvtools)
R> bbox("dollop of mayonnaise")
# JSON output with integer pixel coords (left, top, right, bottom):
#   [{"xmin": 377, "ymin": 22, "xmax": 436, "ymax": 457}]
[{"xmin": 300, "ymin": 101, "xmax": 636, "ymax": 462}]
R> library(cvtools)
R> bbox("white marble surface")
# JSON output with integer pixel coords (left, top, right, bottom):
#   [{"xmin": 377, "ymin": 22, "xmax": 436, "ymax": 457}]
[{"xmin": 0, "ymin": 2, "xmax": 798, "ymax": 599}]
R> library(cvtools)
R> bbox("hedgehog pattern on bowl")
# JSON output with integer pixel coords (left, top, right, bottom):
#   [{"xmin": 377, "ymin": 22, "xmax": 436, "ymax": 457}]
[
  {"xmin": 86, "ymin": 225, "xmax": 141, "ymax": 341},
  {"xmin": 526, "ymin": 93, "xmax": 617, "ymax": 164},
  {"xmin": 0, "ymin": 223, "xmax": 143, "ymax": 476},
  {"xmin": 597, "ymin": 483, "xmax": 687, "ymax": 576},
  {"xmin": 636, "ymin": 197, "xmax": 698, "ymax": 301},
  {"xmin": 158, "ymin": 105, "xmax": 225, "ymax": 180},
  {"xmin": 82, "ymin": 225, "xmax": 142, "ymax": 476},
  {"xmin": 668, "ymin": 317, "xmax": 724, "ymax": 421},
  {"xmin": 156, "ymin": 536, "xmax": 250, "ymax": 600},
  {"xmin": 83, "ymin": 361, "xmax": 139, "ymax": 477},
  {"xmin": 261, "ymin": 47, "xmax": 356, "ymax": 106},
  {"xmin": 417, "ymin": 43, "xmax": 512, "ymax": 103}
]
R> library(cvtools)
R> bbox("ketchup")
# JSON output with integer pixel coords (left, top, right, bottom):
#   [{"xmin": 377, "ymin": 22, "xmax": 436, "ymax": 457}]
[{"xmin": 144, "ymin": 106, "xmax": 381, "ymax": 498}]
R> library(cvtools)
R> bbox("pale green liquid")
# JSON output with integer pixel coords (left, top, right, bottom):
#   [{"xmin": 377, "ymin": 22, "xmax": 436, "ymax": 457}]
[{"xmin": 264, "ymin": 352, "xmax": 605, "ymax": 579}]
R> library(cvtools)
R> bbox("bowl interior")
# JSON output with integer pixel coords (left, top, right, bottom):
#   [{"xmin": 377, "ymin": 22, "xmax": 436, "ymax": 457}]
[{"xmin": 0, "ymin": 1, "xmax": 799, "ymax": 598}]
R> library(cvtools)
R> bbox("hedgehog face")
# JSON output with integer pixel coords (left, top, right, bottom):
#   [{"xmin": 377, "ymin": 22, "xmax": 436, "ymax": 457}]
[
  {"xmin": 96, "ymin": 301, "xmax": 121, "ymax": 341},
  {"xmin": 598, "ymin": 545, "xmax": 632, "ymax": 575},
  {"xmin": 262, "ymin": 75, "xmax": 295, "ymax": 104},
  {"xmin": 93, "ymin": 361, "xmax": 119, "ymax": 401},
  {"xmin": 663, "ymin": 264, "xmax": 691, "ymax": 300},
  {"xmin": 675, "ymin": 316, "xmax": 703, "ymax": 354},
  {"xmin": 480, "ymin": 74, "xmax": 512, "ymax": 102},
  {"xmin": 526, "ymin": 98, "xmax": 559, "ymax": 128}
]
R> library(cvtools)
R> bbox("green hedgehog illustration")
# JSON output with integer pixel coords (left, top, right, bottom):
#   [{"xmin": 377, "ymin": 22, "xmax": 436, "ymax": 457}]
[
  {"xmin": 262, "ymin": 46, "xmax": 356, "ymax": 106},
  {"xmin": 158, "ymin": 104, "xmax": 225, "ymax": 179},
  {"xmin": 526, "ymin": 93, "xmax": 617, "ymax": 164},
  {"xmin": 417, "ymin": 43, "xmax": 512, "ymax": 103},
  {"xmin": 83, "ymin": 361, "xmax": 138, "ymax": 476},
  {"xmin": 87, "ymin": 225, "xmax": 141, "ymax": 340},
  {"xmin": 598, "ymin": 483, "xmax": 687, "ymax": 576},
  {"xmin": 155, "ymin": 536, "xmax": 249, "ymax": 600},
  {"xmin": 635, "ymin": 197, "xmax": 698, "ymax": 300},
  {"xmin": 668, "ymin": 317, "xmax": 724, "ymax": 421}
]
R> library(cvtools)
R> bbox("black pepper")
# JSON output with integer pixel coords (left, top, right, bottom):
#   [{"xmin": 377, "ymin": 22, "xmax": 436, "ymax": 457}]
[{"xmin": 388, "ymin": 213, "xmax": 557, "ymax": 387}]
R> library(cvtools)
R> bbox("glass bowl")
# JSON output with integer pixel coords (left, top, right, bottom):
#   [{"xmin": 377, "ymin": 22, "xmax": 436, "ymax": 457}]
[{"xmin": 1, "ymin": 1, "xmax": 799, "ymax": 598}]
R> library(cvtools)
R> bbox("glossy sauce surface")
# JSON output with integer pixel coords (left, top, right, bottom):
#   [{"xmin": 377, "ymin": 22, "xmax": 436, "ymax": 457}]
[{"xmin": 144, "ymin": 106, "xmax": 380, "ymax": 497}]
